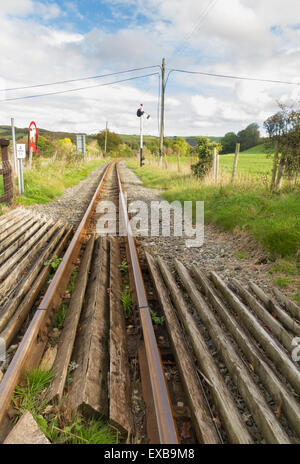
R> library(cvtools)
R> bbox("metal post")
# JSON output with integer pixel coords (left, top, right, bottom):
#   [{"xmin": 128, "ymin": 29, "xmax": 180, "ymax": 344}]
[
  {"xmin": 11, "ymin": 118, "xmax": 17, "ymax": 173},
  {"xmin": 18, "ymin": 159, "xmax": 24, "ymax": 195},
  {"xmin": 231, "ymin": 143, "xmax": 240, "ymax": 183},
  {"xmin": 140, "ymin": 113, "xmax": 143, "ymax": 167},
  {"xmin": 159, "ymin": 58, "xmax": 165, "ymax": 167}
]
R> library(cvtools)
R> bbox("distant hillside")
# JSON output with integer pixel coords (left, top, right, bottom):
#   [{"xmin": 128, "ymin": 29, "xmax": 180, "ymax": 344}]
[
  {"xmin": 239, "ymin": 144, "xmax": 273, "ymax": 155},
  {"xmin": 0, "ymin": 125, "xmax": 96, "ymax": 144},
  {"xmin": 0, "ymin": 125, "xmax": 222, "ymax": 147},
  {"xmin": 185, "ymin": 136, "xmax": 222, "ymax": 147},
  {"xmin": 120, "ymin": 134, "xmax": 159, "ymax": 145},
  {"xmin": 120, "ymin": 134, "xmax": 222, "ymax": 147}
]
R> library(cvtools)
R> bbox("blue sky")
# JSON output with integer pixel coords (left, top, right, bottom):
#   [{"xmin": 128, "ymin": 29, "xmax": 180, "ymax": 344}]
[{"xmin": 1, "ymin": 0, "xmax": 300, "ymax": 136}]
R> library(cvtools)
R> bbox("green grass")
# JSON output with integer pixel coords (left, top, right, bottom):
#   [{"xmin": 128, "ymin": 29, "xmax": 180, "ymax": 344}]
[
  {"xmin": 219, "ymin": 145, "xmax": 273, "ymax": 177},
  {"xmin": 149, "ymin": 308, "xmax": 165, "ymax": 326},
  {"xmin": 36, "ymin": 415, "xmax": 119, "ymax": 444},
  {"xmin": 127, "ymin": 159, "xmax": 300, "ymax": 291},
  {"xmin": 156, "ymin": 144, "xmax": 274, "ymax": 179},
  {"xmin": 12, "ymin": 367, "xmax": 119, "ymax": 444},
  {"xmin": 13, "ymin": 368, "xmax": 54, "ymax": 416},
  {"xmin": 121, "ymin": 286, "xmax": 133, "ymax": 318},
  {"xmin": 13, "ymin": 159, "xmax": 107, "ymax": 206},
  {"xmin": 53, "ymin": 303, "xmax": 68, "ymax": 329}
]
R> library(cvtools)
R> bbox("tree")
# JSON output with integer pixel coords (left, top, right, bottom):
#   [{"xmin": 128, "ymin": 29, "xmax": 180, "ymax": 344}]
[
  {"xmin": 147, "ymin": 139, "xmax": 159, "ymax": 156},
  {"xmin": 264, "ymin": 105, "xmax": 300, "ymax": 189},
  {"xmin": 173, "ymin": 137, "xmax": 190, "ymax": 156},
  {"xmin": 191, "ymin": 136, "xmax": 222, "ymax": 178},
  {"xmin": 221, "ymin": 132, "xmax": 238, "ymax": 154},
  {"xmin": 96, "ymin": 129, "xmax": 122, "ymax": 153},
  {"xmin": 37, "ymin": 136, "xmax": 55, "ymax": 157},
  {"xmin": 237, "ymin": 123, "xmax": 260, "ymax": 151}
]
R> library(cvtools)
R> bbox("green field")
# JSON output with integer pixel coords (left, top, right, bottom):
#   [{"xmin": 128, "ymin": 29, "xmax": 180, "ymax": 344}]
[
  {"xmin": 163, "ymin": 144, "xmax": 274, "ymax": 178},
  {"xmin": 219, "ymin": 144, "xmax": 273, "ymax": 177}
]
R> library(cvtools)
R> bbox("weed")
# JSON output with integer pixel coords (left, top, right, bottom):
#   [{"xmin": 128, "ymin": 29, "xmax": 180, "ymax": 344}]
[
  {"xmin": 68, "ymin": 269, "xmax": 78, "ymax": 294},
  {"xmin": 234, "ymin": 251, "xmax": 246, "ymax": 259},
  {"xmin": 12, "ymin": 368, "xmax": 54, "ymax": 416},
  {"xmin": 275, "ymin": 277, "xmax": 292, "ymax": 288},
  {"xmin": 121, "ymin": 287, "xmax": 133, "ymax": 318},
  {"xmin": 37, "ymin": 416, "xmax": 119, "ymax": 444},
  {"xmin": 11, "ymin": 364, "xmax": 118, "ymax": 444},
  {"xmin": 149, "ymin": 307, "xmax": 165, "ymax": 326},
  {"xmin": 119, "ymin": 261, "xmax": 128, "ymax": 274},
  {"xmin": 53, "ymin": 303, "xmax": 67, "ymax": 329},
  {"xmin": 44, "ymin": 255, "xmax": 62, "ymax": 272},
  {"xmin": 66, "ymin": 361, "xmax": 79, "ymax": 386}
]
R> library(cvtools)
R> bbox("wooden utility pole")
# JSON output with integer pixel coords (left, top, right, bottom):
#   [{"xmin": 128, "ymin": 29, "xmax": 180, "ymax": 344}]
[
  {"xmin": 231, "ymin": 143, "xmax": 240, "ymax": 183},
  {"xmin": 159, "ymin": 58, "xmax": 165, "ymax": 167},
  {"xmin": 104, "ymin": 121, "xmax": 108, "ymax": 154},
  {"xmin": 271, "ymin": 141, "xmax": 279, "ymax": 190}
]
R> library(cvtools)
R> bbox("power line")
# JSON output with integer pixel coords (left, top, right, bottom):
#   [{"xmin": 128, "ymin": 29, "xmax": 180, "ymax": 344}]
[
  {"xmin": 0, "ymin": 65, "xmax": 161, "ymax": 93},
  {"xmin": 165, "ymin": 67, "xmax": 300, "ymax": 87},
  {"xmin": 139, "ymin": 1, "xmax": 218, "ymax": 103},
  {"xmin": 0, "ymin": 72, "xmax": 160, "ymax": 102},
  {"xmin": 172, "ymin": 0, "xmax": 219, "ymax": 58}
]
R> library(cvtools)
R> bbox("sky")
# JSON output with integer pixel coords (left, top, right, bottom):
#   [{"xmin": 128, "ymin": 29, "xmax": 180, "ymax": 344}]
[{"xmin": 1, "ymin": 0, "xmax": 300, "ymax": 137}]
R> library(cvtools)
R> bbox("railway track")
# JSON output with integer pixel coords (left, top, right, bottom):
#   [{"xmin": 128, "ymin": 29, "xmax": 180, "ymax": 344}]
[{"xmin": 0, "ymin": 161, "xmax": 299, "ymax": 444}]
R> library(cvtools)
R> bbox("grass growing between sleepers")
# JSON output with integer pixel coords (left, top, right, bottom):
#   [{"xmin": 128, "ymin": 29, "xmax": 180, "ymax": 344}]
[{"xmin": 12, "ymin": 368, "xmax": 119, "ymax": 444}]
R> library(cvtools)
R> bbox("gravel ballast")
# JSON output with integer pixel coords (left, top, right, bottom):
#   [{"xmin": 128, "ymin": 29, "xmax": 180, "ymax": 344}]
[{"xmin": 118, "ymin": 162, "xmax": 275, "ymax": 293}]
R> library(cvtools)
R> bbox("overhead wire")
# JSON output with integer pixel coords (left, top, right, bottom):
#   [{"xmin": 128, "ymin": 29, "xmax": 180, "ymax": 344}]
[
  {"xmin": 0, "ymin": 65, "xmax": 161, "ymax": 93},
  {"xmin": 0, "ymin": 72, "xmax": 160, "ymax": 103},
  {"xmin": 165, "ymin": 68, "xmax": 300, "ymax": 88}
]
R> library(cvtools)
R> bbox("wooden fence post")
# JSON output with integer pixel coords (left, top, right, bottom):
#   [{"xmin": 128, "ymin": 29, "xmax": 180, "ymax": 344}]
[
  {"xmin": 231, "ymin": 143, "xmax": 240, "ymax": 183},
  {"xmin": 271, "ymin": 141, "xmax": 279, "ymax": 190},
  {"xmin": 164, "ymin": 152, "xmax": 168, "ymax": 170},
  {"xmin": 0, "ymin": 138, "xmax": 13, "ymax": 204},
  {"xmin": 177, "ymin": 153, "xmax": 181, "ymax": 172},
  {"xmin": 212, "ymin": 147, "xmax": 217, "ymax": 183}
]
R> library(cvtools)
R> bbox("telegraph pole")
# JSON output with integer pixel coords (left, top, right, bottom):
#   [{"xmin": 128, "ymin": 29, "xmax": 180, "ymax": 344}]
[
  {"xmin": 159, "ymin": 57, "xmax": 165, "ymax": 167},
  {"xmin": 104, "ymin": 121, "xmax": 108, "ymax": 154}
]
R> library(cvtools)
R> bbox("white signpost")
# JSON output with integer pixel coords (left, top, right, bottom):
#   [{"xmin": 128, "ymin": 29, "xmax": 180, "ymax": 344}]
[
  {"xmin": 16, "ymin": 144, "xmax": 25, "ymax": 194},
  {"xmin": 16, "ymin": 144, "xmax": 26, "ymax": 159},
  {"xmin": 76, "ymin": 134, "xmax": 86, "ymax": 163}
]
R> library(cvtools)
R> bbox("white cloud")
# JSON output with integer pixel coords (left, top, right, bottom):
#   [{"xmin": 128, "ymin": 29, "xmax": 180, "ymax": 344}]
[{"xmin": 1, "ymin": 0, "xmax": 300, "ymax": 137}]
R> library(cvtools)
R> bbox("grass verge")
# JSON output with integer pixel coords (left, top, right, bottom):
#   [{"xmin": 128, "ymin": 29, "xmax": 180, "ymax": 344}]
[{"xmin": 14, "ymin": 159, "xmax": 107, "ymax": 206}]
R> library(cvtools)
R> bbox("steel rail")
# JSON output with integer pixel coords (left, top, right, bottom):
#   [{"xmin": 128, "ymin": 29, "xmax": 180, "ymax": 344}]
[
  {"xmin": 0, "ymin": 162, "xmax": 112, "ymax": 428},
  {"xmin": 116, "ymin": 163, "xmax": 179, "ymax": 444}
]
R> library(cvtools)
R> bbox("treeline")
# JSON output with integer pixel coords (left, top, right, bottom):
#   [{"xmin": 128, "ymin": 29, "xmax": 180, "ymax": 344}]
[
  {"xmin": 96, "ymin": 129, "xmax": 192, "ymax": 157},
  {"xmin": 264, "ymin": 104, "xmax": 300, "ymax": 189},
  {"xmin": 221, "ymin": 123, "xmax": 260, "ymax": 154}
]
